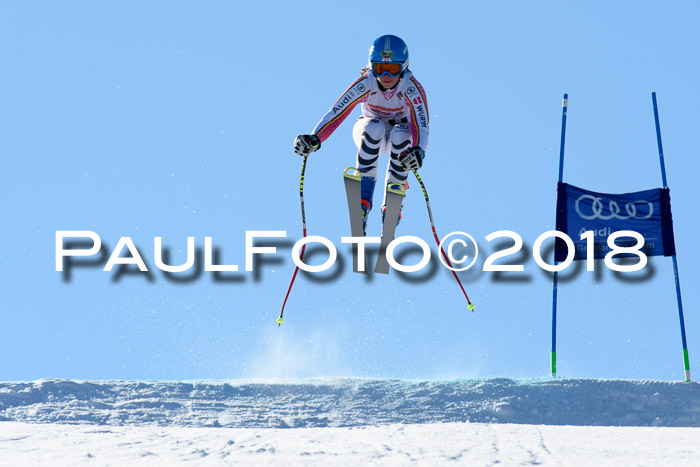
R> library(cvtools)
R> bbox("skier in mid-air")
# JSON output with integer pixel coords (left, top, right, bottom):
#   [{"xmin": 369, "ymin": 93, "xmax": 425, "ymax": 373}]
[{"xmin": 293, "ymin": 34, "xmax": 430, "ymax": 234}]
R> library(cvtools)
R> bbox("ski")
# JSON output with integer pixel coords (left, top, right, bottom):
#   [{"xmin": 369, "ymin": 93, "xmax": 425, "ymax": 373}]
[
  {"xmin": 374, "ymin": 182, "xmax": 406, "ymax": 274},
  {"xmin": 343, "ymin": 167, "xmax": 367, "ymax": 273}
]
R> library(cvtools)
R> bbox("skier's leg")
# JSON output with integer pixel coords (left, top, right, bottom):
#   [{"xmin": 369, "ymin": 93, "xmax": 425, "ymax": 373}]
[
  {"xmin": 382, "ymin": 123, "xmax": 412, "ymax": 222},
  {"xmin": 353, "ymin": 117, "xmax": 386, "ymax": 232},
  {"xmin": 385, "ymin": 123, "xmax": 412, "ymax": 185}
]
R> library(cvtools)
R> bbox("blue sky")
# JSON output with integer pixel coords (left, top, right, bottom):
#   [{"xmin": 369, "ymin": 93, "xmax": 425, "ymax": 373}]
[{"xmin": 2, "ymin": 1, "xmax": 699, "ymax": 381}]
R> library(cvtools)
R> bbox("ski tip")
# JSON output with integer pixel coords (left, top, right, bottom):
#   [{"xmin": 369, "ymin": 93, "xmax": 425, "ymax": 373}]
[
  {"xmin": 343, "ymin": 167, "xmax": 361, "ymax": 181},
  {"xmin": 468, "ymin": 303, "xmax": 475, "ymax": 312},
  {"xmin": 276, "ymin": 317, "xmax": 284, "ymax": 325},
  {"xmin": 386, "ymin": 182, "xmax": 406, "ymax": 196}
]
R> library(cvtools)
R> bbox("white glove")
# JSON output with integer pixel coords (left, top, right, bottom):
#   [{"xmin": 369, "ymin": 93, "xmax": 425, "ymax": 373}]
[
  {"xmin": 293, "ymin": 134, "xmax": 321, "ymax": 156},
  {"xmin": 398, "ymin": 147, "xmax": 424, "ymax": 170}
]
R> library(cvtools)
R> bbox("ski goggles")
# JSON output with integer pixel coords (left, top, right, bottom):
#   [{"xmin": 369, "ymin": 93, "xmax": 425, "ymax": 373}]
[{"xmin": 372, "ymin": 62, "xmax": 403, "ymax": 77}]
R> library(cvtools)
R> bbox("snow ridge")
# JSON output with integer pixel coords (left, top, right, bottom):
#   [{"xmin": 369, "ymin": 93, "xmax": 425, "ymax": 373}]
[{"xmin": 1, "ymin": 378, "xmax": 698, "ymax": 428}]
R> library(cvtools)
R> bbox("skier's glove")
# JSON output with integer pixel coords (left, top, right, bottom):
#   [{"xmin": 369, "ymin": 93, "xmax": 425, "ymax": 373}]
[
  {"xmin": 398, "ymin": 147, "xmax": 425, "ymax": 171},
  {"xmin": 293, "ymin": 134, "xmax": 321, "ymax": 156}
]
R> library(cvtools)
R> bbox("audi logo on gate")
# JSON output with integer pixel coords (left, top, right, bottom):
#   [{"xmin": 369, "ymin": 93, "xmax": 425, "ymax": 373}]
[{"xmin": 574, "ymin": 195, "xmax": 654, "ymax": 220}]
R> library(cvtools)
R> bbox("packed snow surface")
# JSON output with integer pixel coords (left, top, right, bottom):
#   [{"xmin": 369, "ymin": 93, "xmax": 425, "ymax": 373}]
[
  {"xmin": 2, "ymin": 377, "xmax": 699, "ymax": 427},
  {"xmin": 1, "ymin": 378, "xmax": 699, "ymax": 465}
]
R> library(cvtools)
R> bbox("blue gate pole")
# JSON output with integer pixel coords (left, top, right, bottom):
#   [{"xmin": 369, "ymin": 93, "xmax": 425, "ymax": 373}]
[
  {"xmin": 652, "ymin": 92, "xmax": 691, "ymax": 382},
  {"xmin": 552, "ymin": 93, "xmax": 568, "ymax": 377}
]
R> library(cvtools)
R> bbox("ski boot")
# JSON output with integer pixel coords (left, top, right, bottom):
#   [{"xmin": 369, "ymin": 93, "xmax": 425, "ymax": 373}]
[
  {"xmin": 381, "ymin": 181, "xmax": 407, "ymax": 227},
  {"xmin": 360, "ymin": 176, "xmax": 376, "ymax": 235},
  {"xmin": 361, "ymin": 200, "xmax": 371, "ymax": 235},
  {"xmin": 381, "ymin": 205, "xmax": 402, "ymax": 226}
]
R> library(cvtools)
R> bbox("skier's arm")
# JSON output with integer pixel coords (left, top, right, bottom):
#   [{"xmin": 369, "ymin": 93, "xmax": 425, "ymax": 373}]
[
  {"xmin": 310, "ymin": 75, "xmax": 370, "ymax": 143},
  {"xmin": 404, "ymin": 76, "xmax": 430, "ymax": 152}
]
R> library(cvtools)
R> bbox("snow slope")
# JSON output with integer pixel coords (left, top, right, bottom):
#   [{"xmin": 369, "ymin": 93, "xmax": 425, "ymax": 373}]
[
  {"xmin": 1, "ymin": 378, "xmax": 699, "ymax": 427},
  {"xmin": 2, "ymin": 421, "xmax": 700, "ymax": 466},
  {"xmin": 1, "ymin": 378, "xmax": 699, "ymax": 465}
]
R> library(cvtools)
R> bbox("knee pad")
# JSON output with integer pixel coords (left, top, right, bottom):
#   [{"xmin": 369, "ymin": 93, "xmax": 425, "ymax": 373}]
[
  {"xmin": 389, "ymin": 123, "xmax": 411, "ymax": 148},
  {"xmin": 362, "ymin": 118, "xmax": 386, "ymax": 143}
]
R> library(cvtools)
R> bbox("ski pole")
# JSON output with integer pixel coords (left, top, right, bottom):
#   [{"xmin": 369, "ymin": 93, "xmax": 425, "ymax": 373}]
[
  {"xmin": 278, "ymin": 156, "xmax": 308, "ymax": 325},
  {"xmin": 412, "ymin": 169, "xmax": 475, "ymax": 311}
]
